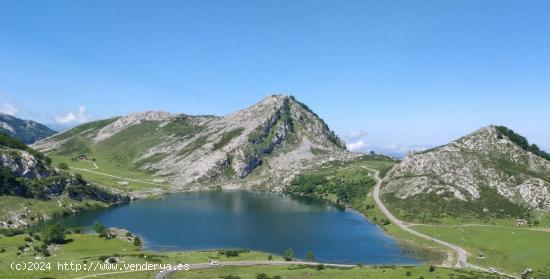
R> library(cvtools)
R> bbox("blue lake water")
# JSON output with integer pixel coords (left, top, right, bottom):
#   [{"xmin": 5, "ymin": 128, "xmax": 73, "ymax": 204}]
[{"xmin": 56, "ymin": 191, "xmax": 420, "ymax": 264}]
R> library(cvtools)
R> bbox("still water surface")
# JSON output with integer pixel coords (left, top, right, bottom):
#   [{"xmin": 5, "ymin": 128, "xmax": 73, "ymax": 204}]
[{"xmin": 57, "ymin": 191, "xmax": 420, "ymax": 264}]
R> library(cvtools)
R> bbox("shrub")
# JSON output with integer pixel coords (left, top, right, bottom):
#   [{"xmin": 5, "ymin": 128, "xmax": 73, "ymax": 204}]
[
  {"xmin": 283, "ymin": 248, "xmax": 294, "ymax": 261},
  {"xmin": 316, "ymin": 264, "xmax": 325, "ymax": 271},
  {"xmin": 219, "ymin": 249, "xmax": 249, "ymax": 258},
  {"xmin": 134, "ymin": 236, "xmax": 142, "ymax": 247},
  {"xmin": 58, "ymin": 162, "xmax": 69, "ymax": 170},
  {"xmin": 41, "ymin": 223, "xmax": 66, "ymax": 244},
  {"xmin": 429, "ymin": 266, "xmax": 435, "ymax": 272},
  {"xmin": 306, "ymin": 250, "xmax": 315, "ymax": 261},
  {"xmin": 93, "ymin": 222, "xmax": 108, "ymax": 237}
]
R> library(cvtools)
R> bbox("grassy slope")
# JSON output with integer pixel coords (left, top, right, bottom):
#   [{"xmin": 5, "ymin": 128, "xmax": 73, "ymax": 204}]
[
  {"xmin": 46, "ymin": 118, "xmax": 216, "ymax": 192},
  {"xmin": 0, "ymin": 194, "xmax": 108, "ymax": 226},
  {"xmin": 285, "ymin": 155, "xmax": 449, "ymax": 264},
  {"xmin": 0, "ymin": 233, "xmax": 283, "ymax": 279},
  {"xmin": 0, "ymin": 233, "xmax": 504, "ymax": 279},
  {"xmin": 167, "ymin": 265, "xmax": 505, "ymax": 279},
  {"xmin": 413, "ymin": 225, "xmax": 550, "ymax": 277}
]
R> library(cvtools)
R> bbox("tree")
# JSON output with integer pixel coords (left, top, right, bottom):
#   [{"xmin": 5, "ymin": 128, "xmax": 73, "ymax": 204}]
[
  {"xmin": 58, "ymin": 162, "xmax": 69, "ymax": 170},
  {"xmin": 306, "ymin": 250, "xmax": 315, "ymax": 261},
  {"xmin": 42, "ymin": 223, "xmax": 66, "ymax": 244},
  {"xmin": 93, "ymin": 222, "xmax": 107, "ymax": 237},
  {"xmin": 134, "ymin": 236, "xmax": 142, "ymax": 247},
  {"xmin": 283, "ymin": 248, "xmax": 294, "ymax": 261}
]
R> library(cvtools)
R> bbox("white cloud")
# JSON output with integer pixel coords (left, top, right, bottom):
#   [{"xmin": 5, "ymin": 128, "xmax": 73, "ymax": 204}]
[
  {"xmin": 381, "ymin": 143, "xmax": 428, "ymax": 154},
  {"xmin": 0, "ymin": 102, "xmax": 20, "ymax": 116},
  {"xmin": 0, "ymin": 92, "xmax": 21, "ymax": 116},
  {"xmin": 347, "ymin": 130, "xmax": 368, "ymax": 141},
  {"xmin": 55, "ymin": 105, "xmax": 91, "ymax": 125},
  {"xmin": 347, "ymin": 140, "xmax": 370, "ymax": 152}
]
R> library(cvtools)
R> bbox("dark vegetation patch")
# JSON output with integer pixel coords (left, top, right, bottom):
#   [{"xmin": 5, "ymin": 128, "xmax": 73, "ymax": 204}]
[
  {"xmin": 285, "ymin": 163, "xmax": 376, "ymax": 208},
  {"xmin": 213, "ymin": 128, "xmax": 244, "ymax": 151},
  {"xmin": 496, "ymin": 126, "xmax": 550, "ymax": 161},
  {"xmin": 178, "ymin": 136, "xmax": 208, "ymax": 156},
  {"xmin": 1, "ymin": 133, "xmax": 51, "ymax": 164},
  {"xmin": 383, "ymin": 186, "xmax": 529, "ymax": 224}
]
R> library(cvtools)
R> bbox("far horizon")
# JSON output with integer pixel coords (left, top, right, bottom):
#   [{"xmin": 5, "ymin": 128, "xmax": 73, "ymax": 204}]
[{"xmin": 2, "ymin": 1, "xmax": 550, "ymax": 155}]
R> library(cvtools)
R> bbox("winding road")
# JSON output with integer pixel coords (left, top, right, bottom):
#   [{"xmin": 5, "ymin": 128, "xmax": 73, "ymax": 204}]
[
  {"xmin": 368, "ymin": 167, "xmax": 518, "ymax": 279},
  {"xmin": 368, "ymin": 168, "xmax": 468, "ymax": 267}
]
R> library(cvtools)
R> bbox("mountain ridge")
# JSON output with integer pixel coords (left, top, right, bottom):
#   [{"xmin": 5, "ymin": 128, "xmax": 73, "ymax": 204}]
[
  {"xmin": 0, "ymin": 113, "xmax": 56, "ymax": 144},
  {"xmin": 33, "ymin": 95, "xmax": 354, "ymax": 192}
]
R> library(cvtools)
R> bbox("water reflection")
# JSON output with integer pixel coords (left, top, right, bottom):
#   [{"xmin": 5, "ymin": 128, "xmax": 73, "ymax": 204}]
[{"xmin": 52, "ymin": 191, "xmax": 420, "ymax": 265}]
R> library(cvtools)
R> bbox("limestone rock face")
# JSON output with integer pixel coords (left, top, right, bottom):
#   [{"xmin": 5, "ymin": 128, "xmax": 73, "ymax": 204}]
[
  {"xmin": 0, "ymin": 150, "xmax": 50, "ymax": 179},
  {"xmin": 94, "ymin": 111, "xmax": 174, "ymax": 142},
  {"xmin": 34, "ymin": 95, "xmax": 352, "ymax": 191},
  {"xmin": 382, "ymin": 126, "xmax": 550, "ymax": 209}
]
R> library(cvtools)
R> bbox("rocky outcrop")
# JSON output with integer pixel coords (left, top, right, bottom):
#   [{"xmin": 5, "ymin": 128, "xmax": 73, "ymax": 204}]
[
  {"xmin": 381, "ymin": 126, "xmax": 550, "ymax": 210},
  {"xmin": 94, "ymin": 111, "xmax": 173, "ymax": 142},
  {"xmin": 0, "ymin": 149, "xmax": 50, "ymax": 179}
]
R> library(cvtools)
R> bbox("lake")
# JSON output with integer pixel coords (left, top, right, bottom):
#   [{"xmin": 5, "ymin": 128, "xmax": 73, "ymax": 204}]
[{"xmin": 56, "ymin": 191, "xmax": 420, "ymax": 264}]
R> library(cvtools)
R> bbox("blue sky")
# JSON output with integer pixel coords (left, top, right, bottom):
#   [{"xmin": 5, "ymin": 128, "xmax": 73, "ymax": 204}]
[{"xmin": 1, "ymin": 0, "xmax": 549, "ymax": 155}]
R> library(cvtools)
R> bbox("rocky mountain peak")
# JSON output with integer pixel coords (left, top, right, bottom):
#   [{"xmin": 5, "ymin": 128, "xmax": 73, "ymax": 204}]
[
  {"xmin": 382, "ymin": 125, "xmax": 550, "ymax": 212},
  {"xmin": 34, "ymin": 95, "xmax": 352, "ymax": 191}
]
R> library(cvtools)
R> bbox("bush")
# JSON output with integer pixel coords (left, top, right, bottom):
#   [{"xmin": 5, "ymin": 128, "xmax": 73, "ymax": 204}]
[
  {"xmin": 41, "ymin": 224, "xmax": 66, "ymax": 244},
  {"xmin": 316, "ymin": 264, "xmax": 325, "ymax": 271},
  {"xmin": 134, "ymin": 236, "xmax": 142, "ymax": 247},
  {"xmin": 58, "ymin": 162, "xmax": 69, "ymax": 170},
  {"xmin": 405, "ymin": 270, "xmax": 412, "ymax": 276},
  {"xmin": 219, "ymin": 249, "xmax": 249, "ymax": 258},
  {"xmin": 429, "ymin": 266, "xmax": 435, "ymax": 272},
  {"xmin": 93, "ymin": 222, "xmax": 107, "ymax": 237},
  {"xmin": 306, "ymin": 250, "xmax": 315, "ymax": 261},
  {"xmin": 267, "ymin": 254, "xmax": 273, "ymax": 260},
  {"xmin": 283, "ymin": 248, "xmax": 294, "ymax": 261}
]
